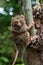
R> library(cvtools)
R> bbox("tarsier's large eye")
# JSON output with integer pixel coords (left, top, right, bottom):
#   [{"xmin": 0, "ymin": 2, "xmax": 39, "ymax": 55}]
[
  {"xmin": 12, "ymin": 21, "xmax": 18, "ymax": 26},
  {"xmin": 19, "ymin": 20, "xmax": 23, "ymax": 25}
]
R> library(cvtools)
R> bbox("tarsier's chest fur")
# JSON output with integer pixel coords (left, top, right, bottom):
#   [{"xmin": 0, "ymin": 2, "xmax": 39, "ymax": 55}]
[{"xmin": 14, "ymin": 31, "xmax": 30, "ymax": 48}]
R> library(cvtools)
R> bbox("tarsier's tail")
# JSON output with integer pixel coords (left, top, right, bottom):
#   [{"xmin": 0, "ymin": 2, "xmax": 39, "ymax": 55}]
[{"xmin": 12, "ymin": 50, "xmax": 19, "ymax": 65}]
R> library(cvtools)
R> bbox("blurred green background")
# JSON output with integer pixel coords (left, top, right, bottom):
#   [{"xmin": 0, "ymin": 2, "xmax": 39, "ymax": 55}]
[{"xmin": 0, "ymin": 0, "xmax": 43, "ymax": 65}]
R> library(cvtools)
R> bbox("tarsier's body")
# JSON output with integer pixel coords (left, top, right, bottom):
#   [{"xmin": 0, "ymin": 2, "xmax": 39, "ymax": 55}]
[
  {"xmin": 11, "ymin": 15, "xmax": 37, "ymax": 65},
  {"xmin": 11, "ymin": 15, "xmax": 32, "ymax": 48}
]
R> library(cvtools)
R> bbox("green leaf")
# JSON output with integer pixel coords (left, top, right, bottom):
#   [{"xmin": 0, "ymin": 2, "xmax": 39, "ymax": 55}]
[
  {"xmin": 0, "ymin": 0, "xmax": 6, "ymax": 7},
  {"xmin": 1, "ymin": 57, "xmax": 9, "ymax": 63},
  {"xmin": 16, "ymin": 64, "xmax": 24, "ymax": 65},
  {"xmin": 0, "ymin": 48, "xmax": 5, "ymax": 53},
  {"xmin": 0, "ymin": 62, "xmax": 3, "ymax": 65}
]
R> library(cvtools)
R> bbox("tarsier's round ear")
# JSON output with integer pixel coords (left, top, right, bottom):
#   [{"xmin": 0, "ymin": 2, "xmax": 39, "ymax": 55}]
[{"xmin": 21, "ymin": 14, "xmax": 25, "ymax": 20}]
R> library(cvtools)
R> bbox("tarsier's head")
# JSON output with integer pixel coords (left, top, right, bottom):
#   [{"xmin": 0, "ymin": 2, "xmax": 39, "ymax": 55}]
[{"xmin": 11, "ymin": 15, "xmax": 25, "ymax": 31}]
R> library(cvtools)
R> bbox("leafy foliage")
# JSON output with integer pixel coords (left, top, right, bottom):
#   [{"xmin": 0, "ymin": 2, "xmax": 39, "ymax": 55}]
[{"xmin": 0, "ymin": 0, "xmax": 23, "ymax": 65}]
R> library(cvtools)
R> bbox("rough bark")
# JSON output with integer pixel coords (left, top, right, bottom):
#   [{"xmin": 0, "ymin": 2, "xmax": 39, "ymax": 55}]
[{"xmin": 23, "ymin": 47, "xmax": 41, "ymax": 65}]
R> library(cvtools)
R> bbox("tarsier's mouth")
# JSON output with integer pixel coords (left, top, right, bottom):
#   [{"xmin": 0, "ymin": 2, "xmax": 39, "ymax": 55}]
[{"xmin": 14, "ymin": 25, "xmax": 22, "ymax": 30}]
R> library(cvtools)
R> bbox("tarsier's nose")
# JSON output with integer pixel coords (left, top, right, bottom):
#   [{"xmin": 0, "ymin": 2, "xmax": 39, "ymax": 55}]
[{"xmin": 17, "ymin": 22, "xmax": 21, "ymax": 26}]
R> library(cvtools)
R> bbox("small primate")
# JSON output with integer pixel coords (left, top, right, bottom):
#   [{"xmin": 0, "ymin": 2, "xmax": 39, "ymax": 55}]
[{"xmin": 10, "ymin": 15, "xmax": 37, "ymax": 65}]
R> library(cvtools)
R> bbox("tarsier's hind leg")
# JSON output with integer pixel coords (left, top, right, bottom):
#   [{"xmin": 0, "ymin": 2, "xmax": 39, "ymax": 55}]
[{"xmin": 23, "ymin": 47, "xmax": 41, "ymax": 65}]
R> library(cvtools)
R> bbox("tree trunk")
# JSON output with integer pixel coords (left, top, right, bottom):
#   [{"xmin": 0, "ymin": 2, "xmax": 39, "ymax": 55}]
[
  {"xmin": 23, "ymin": 47, "xmax": 41, "ymax": 65},
  {"xmin": 23, "ymin": 0, "xmax": 41, "ymax": 65},
  {"xmin": 23, "ymin": 0, "xmax": 37, "ymax": 36}
]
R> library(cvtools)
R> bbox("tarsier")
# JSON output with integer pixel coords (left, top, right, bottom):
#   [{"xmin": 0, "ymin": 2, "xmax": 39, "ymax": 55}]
[{"xmin": 10, "ymin": 15, "xmax": 37, "ymax": 65}]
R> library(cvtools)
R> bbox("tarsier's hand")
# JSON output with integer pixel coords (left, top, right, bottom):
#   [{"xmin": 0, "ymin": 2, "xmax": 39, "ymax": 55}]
[
  {"xmin": 31, "ymin": 35, "xmax": 38, "ymax": 43},
  {"xmin": 29, "ymin": 22, "xmax": 35, "ymax": 27},
  {"xmin": 27, "ymin": 22, "xmax": 35, "ymax": 31}
]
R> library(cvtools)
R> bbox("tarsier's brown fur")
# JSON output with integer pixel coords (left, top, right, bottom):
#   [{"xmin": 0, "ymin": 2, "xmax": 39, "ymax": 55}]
[
  {"xmin": 11, "ymin": 15, "xmax": 33, "ymax": 48},
  {"xmin": 11, "ymin": 15, "xmax": 38, "ymax": 65}
]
